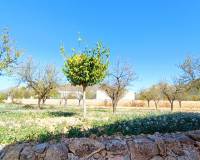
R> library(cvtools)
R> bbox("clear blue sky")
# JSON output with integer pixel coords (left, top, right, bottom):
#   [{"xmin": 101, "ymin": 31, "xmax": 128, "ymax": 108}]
[{"xmin": 0, "ymin": 0, "xmax": 200, "ymax": 92}]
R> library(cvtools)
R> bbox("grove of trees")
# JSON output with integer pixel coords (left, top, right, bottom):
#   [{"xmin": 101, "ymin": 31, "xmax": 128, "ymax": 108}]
[
  {"xmin": 1, "ymin": 28, "xmax": 200, "ymax": 114},
  {"xmin": 137, "ymin": 56, "xmax": 200, "ymax": 111}
]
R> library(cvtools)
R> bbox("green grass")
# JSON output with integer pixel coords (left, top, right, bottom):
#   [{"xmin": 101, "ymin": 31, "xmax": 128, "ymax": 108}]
[{"xmin": 1, "ymin": 103, "xmax": 200, "ymax": 145}]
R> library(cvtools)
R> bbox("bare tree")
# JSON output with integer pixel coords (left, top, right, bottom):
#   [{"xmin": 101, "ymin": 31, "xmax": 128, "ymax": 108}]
[
  {"xmin": 179, "ymin": 57, "xmax": 200, "ymax": 101},
  {"xmin": 17, "ymin": 58, "xmax": 59, "ymax": 108},
  {"xmin": 179, "ymin": 56, "xmax": 200, "ymax": 99},
  {"xmin": 101, "ymin": 61, "xmax": 136, "ymax": 113}
]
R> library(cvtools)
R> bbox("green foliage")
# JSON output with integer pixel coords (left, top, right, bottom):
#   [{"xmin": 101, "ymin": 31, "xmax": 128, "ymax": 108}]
[
  {"xmin": 137, "ymin": 89, "xmax": 153, "ymax": 101},
  {"xmin": 48, "ymin": 88, "xmax": 60, "ymax": 99},
  {"xmin": 62, "ymin": 42, "xmax": 109, "ymax": 87},
  {"xmin": 1, "ymin": 105, "xmax": 200, "ymax": 144},
  {"xmin": 0, "ymin": 92, "xmax": 7, "ymax": 102},
  {"xmin": 22, "ymin": 104, "xmax": 35, "ymax": 109},
  {"xmin": 0, "ymin": 28, "xmax": 21, "ymax": 75},
  {"xmin": 8, "ymin": 87, "xmax": 34, "ymax": 99}
]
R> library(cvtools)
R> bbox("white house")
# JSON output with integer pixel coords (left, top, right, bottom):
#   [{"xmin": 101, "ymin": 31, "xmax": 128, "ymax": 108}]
[{"xmin": 58, "ymin": 84, "xmax": 135, "ymax": 101}]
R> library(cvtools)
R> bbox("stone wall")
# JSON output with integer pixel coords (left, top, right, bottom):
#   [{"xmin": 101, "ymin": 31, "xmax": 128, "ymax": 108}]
[{"xmin": 1, "ymin": 130, "xmax": 200, "ymax": 160}]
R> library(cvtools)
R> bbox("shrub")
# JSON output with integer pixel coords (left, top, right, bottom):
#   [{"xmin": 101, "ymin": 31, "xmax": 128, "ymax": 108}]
[
  {"xmin": 22, "ymin": 104, "xmax": 35, "ymax": 109},
  {"xmin": 0, "ymin": 92, "xmax": 7, "ymax": 103}
]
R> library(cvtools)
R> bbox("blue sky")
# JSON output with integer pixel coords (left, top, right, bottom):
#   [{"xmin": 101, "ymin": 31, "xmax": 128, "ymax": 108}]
[{"xmin": 0, "ymin": 0, "xmax": 200, "ymax": 92}]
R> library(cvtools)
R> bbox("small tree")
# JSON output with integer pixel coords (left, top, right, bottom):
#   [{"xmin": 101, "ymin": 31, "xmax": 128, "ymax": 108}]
[
  {"xmin": 160, "ymin": 82, "xmax": 181, "ymax": 111},
  {"xmin": 101, "ymin": 61, "xmax": 136, "ymax": 113},
  {"xmin": 0, "ymin": 92, "xmax": 7, "ymax": 103},
  {"xmin": 138, "ymin": 89, "xmax": 152, "ymax": 107},
  {"xmin": 173, "ymin": 80, "xmax": 186, "ymax": 108},
  {"xmin": 0, "ymin": 29, "xmax": 21, "ymax": 75},
  {"xmin": 150, "ymin": 84, "xmax": 162, "ymax": 110},
  {"xmin": 18, "ymin": 58, "xmax": 59, "ymax": 108},
  {"xmin": 8, "ymin": 87, "xmax": 24, "ymax": 103},
  {"xmin": 179, "ymin": 56, "xmax": 200, "ymax": 100},
  {"xmin": 62, "ymin": 42, "xmax": 109, "ymax": 117}
]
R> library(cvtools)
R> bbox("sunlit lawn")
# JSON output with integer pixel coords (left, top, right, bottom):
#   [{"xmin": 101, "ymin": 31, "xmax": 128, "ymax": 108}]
[{"xmin": 1, "ymin": 103, "xmax": 200, "ymax": 145}]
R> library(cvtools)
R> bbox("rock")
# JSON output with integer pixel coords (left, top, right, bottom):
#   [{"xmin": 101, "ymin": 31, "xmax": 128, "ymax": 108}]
[
  {"xmin": 107, "ymin": 154, "xmax": 130, "ymax": 160},
  {"xmin": 150, "ymin": 156, "xmax": 164, "ymax": 160},
  {"xmin": 164, "ymin": 156, "xmax": 176, "ymax": 160},
  {"xmin": 105, "ymin": 139, "xmax": 128, "ymax": 154},
  {"xmin": 44, "ymin": 143, "xmax": 68, "ymax": 160},
  {"xmin": 175, "ymin": 134, "xmax": 194, "ymax": 145},
  {"xmin": 1, "ymin": 130, "xmax": 200, "ymax": 160},
  {"xmin": 148, "ymin": 134, "xmax": 167, "ymax": 156},
  {"xmin": 176, "ymin": 146, "xmax": 200, "ymax": 160},
  {"xmin": 127, "ymin": 137, "xmax": 159, "ymax": 160},
  {"xmin": 187, "ymin": 132, "xmax": 200, "ymax": 142},
  {"xmin": 2, "ymin": 144, "xmax": 24, "ymax": 160},
  {"xmin": 0, "ymin": 145, "xmax": 6, "ymax": 159},
  {"xmin": 68, "ymin": 153, "xmax": 79, "ymax": 160},
  {"xmin": 104, "ymin": 138, "xmax": 130, "ymax": 159},
  {"xmin": 20, "ymin": 146, "xmax": 35, "ymax": 160},
  {"xmin": 33, "ymin": 143, "xmax": 48, "ymax": 154},
  {"xmin": 68, "ymin": 138, "xmax": 104, "ymax": 158}
]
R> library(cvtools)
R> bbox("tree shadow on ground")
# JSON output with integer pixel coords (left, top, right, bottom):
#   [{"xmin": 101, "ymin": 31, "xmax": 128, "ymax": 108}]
[
  {"xmin": 2, "ymin": 112, "xmax": 200, "ymax": 150},
  {"xmin": 26, "ymin": 112, "xmax": 200, "ymax": 142},
  {"xmin": 48, "ymin": 111, "xmax": 76, "ymax": 117},
  {"xmin": 66, "ymin": 112, "xmax": 200, "ymax": 138}
]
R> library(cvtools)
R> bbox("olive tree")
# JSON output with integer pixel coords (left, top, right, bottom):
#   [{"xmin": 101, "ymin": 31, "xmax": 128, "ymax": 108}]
[
  {"xmin": 160, "ymin": 82, "xmax": 182, "ymax": 111},
  {"xmin": 18, "ymin": 58, "xmax": 59, "ymax": 108},
  {"xmin": 101, "ymin": 61, "xmax": 136, "ymax": 113},
  {"xmin": 8, "ymin": 87, "xmax": 24, "ymax": 103},
  {"xmin": 173, "ymin": 80, "xmax": 187, "ymax": 108},
  {"xmin": 138, "ymin": 89, "xmax": 152, "ymax": 107},
  {"xmin": 150, "ymin": 84, "xmax": 162, "ymax": 110},
  {"xmin": 62, "ymin": 42, "xmax": 109, "ymax": 117},
  {"xmin": 0, "ymin": 29, "xmax": 21, "ymax": 75}
]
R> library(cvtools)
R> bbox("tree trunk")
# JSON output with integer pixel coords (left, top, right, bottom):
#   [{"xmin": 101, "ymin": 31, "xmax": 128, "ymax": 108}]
[
  {"xmin": 147, "ymin": 100, "xmax": 150, "ymax": 107},
  {"xmin": 11, "ymin": 97, "xmax": 14, "ymax": 104},
  {"xmin": 64, "ymin": 97, "xmax": 67, "ymax": 107},
  {"xmin": 83, "ymin": 86, "xmax": 86, "ymax": 118},
  {"xmin": 170, "ymin": 101, "xmax": 174, "ymax": 111},
  {"xmin": 42, "ymin": 97, "xmax": 46, "ymax": 104},
  {"xmin": 38, "ymin": 98, "xmax": 41, "ymax": 109},
  {"xmin": 112, "ymin": 100, "xmax": 118, "ymax": 114},
  {"xmin": 178, "ymin": 101, "xmax": 182, "ymax": 108},
  {"xmin": 78, "ymin": 99, "xmax": 81, "ymax": 106},
  {"xmin": 112, "ymin": 103, "xmax": 116, "ymax": 113},
  {"xmin": 154, "ymin": 101, "xmax": 158, "ymax": 110}
]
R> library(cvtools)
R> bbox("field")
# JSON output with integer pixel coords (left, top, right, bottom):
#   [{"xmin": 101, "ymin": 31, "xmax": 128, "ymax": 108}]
[{"xmin": 1, "ymin": 103, "xmax": 200, "ymax": 145}]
